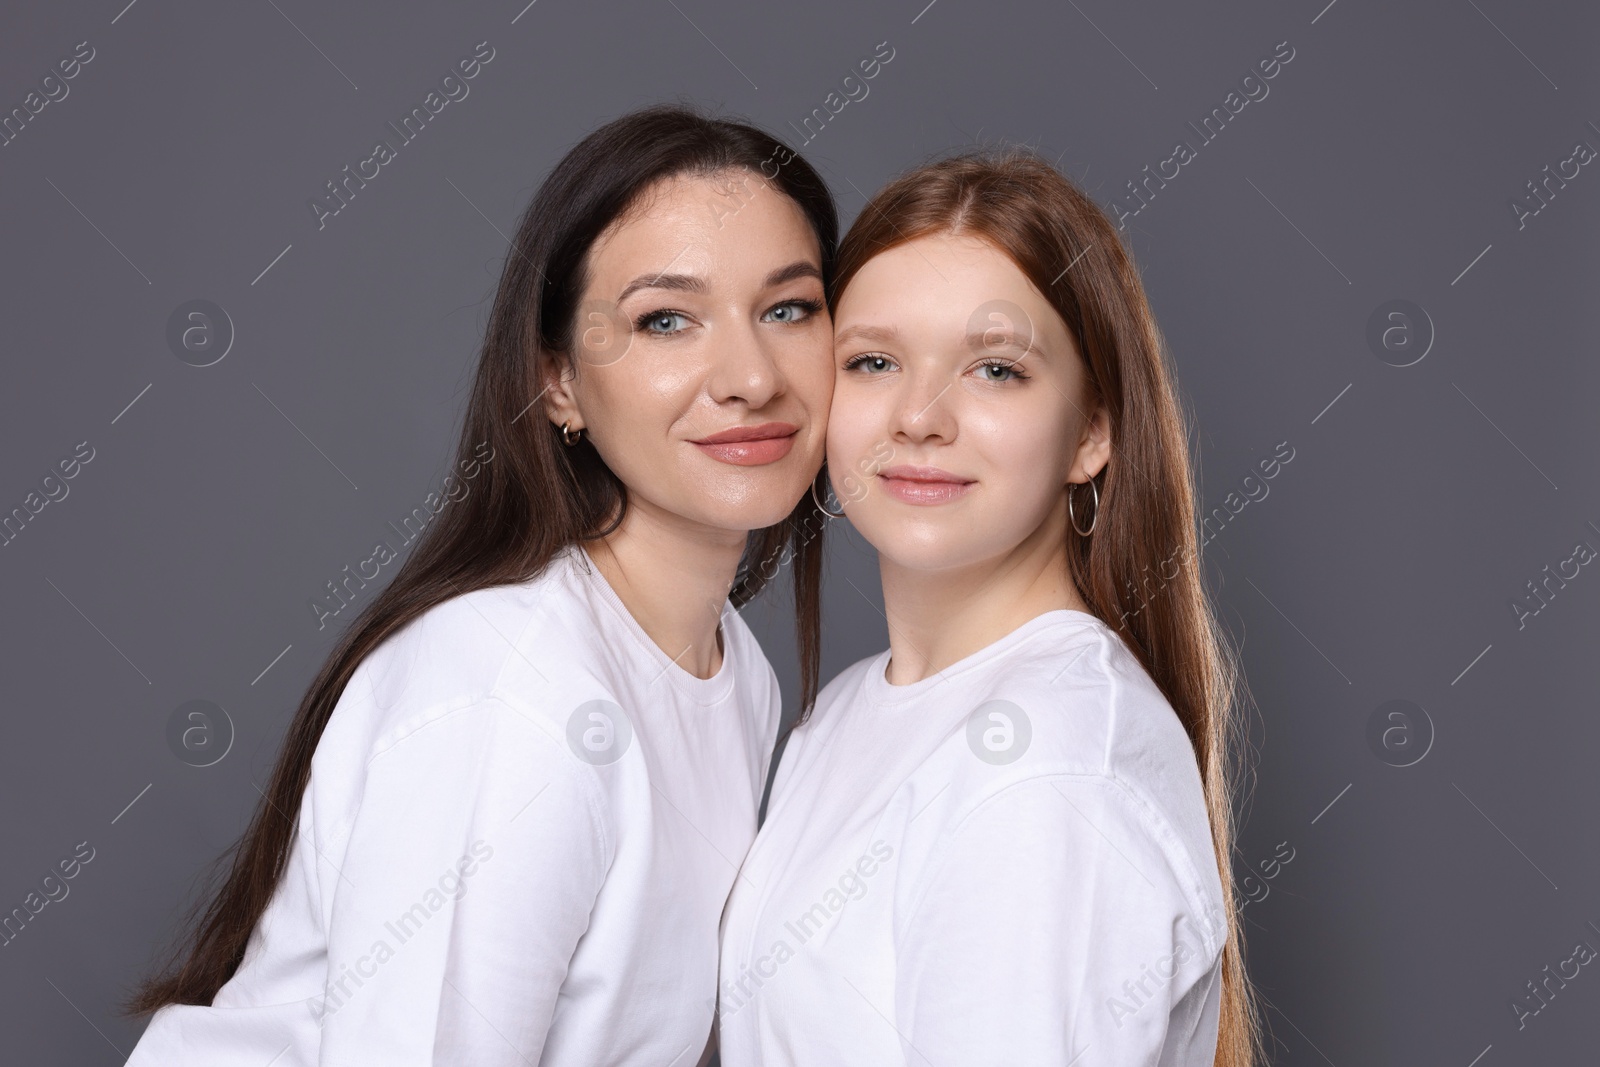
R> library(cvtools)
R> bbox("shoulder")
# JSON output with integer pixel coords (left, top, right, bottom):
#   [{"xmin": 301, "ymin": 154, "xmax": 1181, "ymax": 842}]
[
  {"xmin": 764, "ymin": 651, "xmax": 881, "ymax": 801},
  {"xmin": 791, "ymin": 651, "xmax": 884, "ymax": 735},
  {"xmin": 922, "ymin": 617, "xmax": 1225, "ymax": 949},
  {"xmin": 983, "ymin": 615, "xmax": 1196, "ymax": 778},
  {"xmin": 333, "ymin": 551, "xmax": 616, "ymax": 755},
  {"xmin": 324, "ymin": 692, "xmax": 615, "ymax": 880}
]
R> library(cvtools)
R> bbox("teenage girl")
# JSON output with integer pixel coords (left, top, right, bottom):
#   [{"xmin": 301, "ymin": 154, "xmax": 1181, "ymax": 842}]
[{"xmin": 717, "ymin": 152, "xmax": 1261, "ymax": 1067}]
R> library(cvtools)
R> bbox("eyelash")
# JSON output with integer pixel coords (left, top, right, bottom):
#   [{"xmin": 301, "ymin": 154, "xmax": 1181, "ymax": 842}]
[
  {"xmin": 774, "ymin": 298, "xmax": 825, "ymax": 320},
  {"xmin": 843, "ymin": 352, "xmax": 893, "ymax": 373},
  {"xmin": 631, "ymin": 297, "xmax": 824, "ymax": 334},
  {"xmin": 976, "ymin": 357, "xmax": 1030, "ymax": 381},
  {"xmin": 633, "ymin": 308, "xmax": 687, "ymax": 333}
]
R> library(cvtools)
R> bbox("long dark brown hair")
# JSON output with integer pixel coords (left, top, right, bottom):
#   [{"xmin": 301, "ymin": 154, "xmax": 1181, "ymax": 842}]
[
  {"xmin": 127, "ymin": 103, "xmax": 837, "ymax": 1013},
  {"xmin": 821, "ymin": 151, "xmax": 1264, "ymax": 1067}
]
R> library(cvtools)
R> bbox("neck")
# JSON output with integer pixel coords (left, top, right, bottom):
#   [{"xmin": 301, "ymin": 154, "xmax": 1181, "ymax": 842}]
[
  {"xmin": 587, "ymin": 500, "xmax": 747, "ymax": 679},
  {"xmin": 877, "ymin": 501, "xmax": 1086, "ymax": 685}
]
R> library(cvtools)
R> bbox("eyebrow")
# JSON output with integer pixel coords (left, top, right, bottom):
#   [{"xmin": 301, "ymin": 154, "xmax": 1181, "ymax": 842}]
[
  {"xmin": 763, "ymin": 260, "xmax": 824, "ymax": 290},
  {"xmin": 834, "ymin": 323, "xmax": 901, "ymax": 348},
  {"xmin": 615, "ymin": 260, "xmax": 822, "ymax": 305},
  {"xmin": 616, "ymin": 271, "xmax": 704, "ymax": 305},
  {"xmin": 964, "ymin": 329, "xmax": 1039, "ymax": 358}
]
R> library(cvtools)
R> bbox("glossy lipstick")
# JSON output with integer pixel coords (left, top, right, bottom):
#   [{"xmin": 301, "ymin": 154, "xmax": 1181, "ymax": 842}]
[
  {"xmin": 876, "ymin": 465, "xmax": 974, "ymax": 505},
  {"xmin": 690, "ymin": 422, "xmax": 799, "ymax": 466}
]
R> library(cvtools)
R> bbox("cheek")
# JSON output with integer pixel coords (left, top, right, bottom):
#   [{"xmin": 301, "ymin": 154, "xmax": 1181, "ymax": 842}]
[
  {"xmin": 795, "ymin": 344, "xmax": 837, "ymax": 415},
  {"xmin": 587, "ymin": 351, "xmax": 696, "ymax": 433},
  {"xmin": 574, "ymin": 366, "xmax": 683, "ymax": 490},
  {"xmin": 759, "ymin": 325, "xmax": 835, "ymax": 438},
  {"xmin": 823, "ymin": 379, "xmax": 882, "ymax": 468},
  {"xmin": 967, "ymin": 405, "xmax": 1075, "ymax": 496}
]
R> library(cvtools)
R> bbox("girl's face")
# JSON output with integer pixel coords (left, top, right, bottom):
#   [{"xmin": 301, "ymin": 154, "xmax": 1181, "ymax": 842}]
[
  {"xmin": 827, "ymin": 232, "xmax": 1110, "ymax": 572},
  {"xmin": 544, "ymin": 168, "xmax": 833, "ymax": 535}
]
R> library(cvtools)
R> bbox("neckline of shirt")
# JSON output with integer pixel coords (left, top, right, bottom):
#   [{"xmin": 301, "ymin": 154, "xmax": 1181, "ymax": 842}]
[
  {"xmin": 860, "ymin": 608, "xmax": 1110, "ymax": 709},
  {"xmin": 559, "ymin": 544, "xmax": 740, "ymax": 706}
]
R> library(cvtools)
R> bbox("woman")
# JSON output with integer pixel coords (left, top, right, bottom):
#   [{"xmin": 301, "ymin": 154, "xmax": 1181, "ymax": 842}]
[
  {"xmin": 124, "ymin": 104, "xmax": 838, "ymax": 1066},
  {"xmin": 717, "ymin": 152, "xmax": 1262, "ymax": 1066}
]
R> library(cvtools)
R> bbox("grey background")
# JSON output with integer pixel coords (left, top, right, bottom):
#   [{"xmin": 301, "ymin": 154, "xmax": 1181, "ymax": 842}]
[{"xmin": 2, "ymin": 0, "xmax": 1596, "ymax": 1062}]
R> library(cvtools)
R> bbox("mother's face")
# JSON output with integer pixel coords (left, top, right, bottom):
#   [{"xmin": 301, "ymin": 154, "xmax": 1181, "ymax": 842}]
[{"xmin": 543, "ymin": 168, "xmax": 833, "ymax": 536}]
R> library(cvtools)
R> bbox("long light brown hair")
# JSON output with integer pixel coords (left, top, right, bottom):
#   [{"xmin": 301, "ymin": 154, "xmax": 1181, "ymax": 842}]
[{"xmin": 823, "ymin": 150, "xmax": 1263, "ymax": 1067}]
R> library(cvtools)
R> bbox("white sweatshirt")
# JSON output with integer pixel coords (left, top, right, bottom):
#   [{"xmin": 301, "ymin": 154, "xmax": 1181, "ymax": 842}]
[
  {"xmin": 127, "ymin": 545, "xmax": 781, "ymax": 1067},
  {"xmin": 717, "ymin": 609, "xmax": 1228, "ymax": 1067}
]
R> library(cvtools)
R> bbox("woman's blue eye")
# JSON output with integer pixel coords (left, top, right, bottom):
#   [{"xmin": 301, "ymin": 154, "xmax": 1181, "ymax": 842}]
[
  {"xmin": 638, "ymin": 311, "xmax": 689, "ymax": 335},
  {"xmin": 978, "ymin": 360, "xmax": 1022, "ymax": 381},
  {"xmin": 763, "ymin": 299, "xmax": 823, "ymax": 323}
]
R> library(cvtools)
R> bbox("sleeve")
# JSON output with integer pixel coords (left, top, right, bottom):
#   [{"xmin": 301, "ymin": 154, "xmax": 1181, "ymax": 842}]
[
  {"xmin": 895, "ymin": 775, "xmax": 1222, "ymax": 1067},
  {"xmin": 315, "ymin": 696, "xmax": 610, "ymax": 1066}
]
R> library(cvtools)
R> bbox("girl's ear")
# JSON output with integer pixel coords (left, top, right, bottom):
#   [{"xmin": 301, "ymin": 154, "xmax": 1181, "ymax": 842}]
[
  {"xmin": 1074, "ymin": 405, "xmax": 1113, "ymax": 484},
  {"xmin": 539, "ymin": 349, "xmax": 583, "ymax": 433}
]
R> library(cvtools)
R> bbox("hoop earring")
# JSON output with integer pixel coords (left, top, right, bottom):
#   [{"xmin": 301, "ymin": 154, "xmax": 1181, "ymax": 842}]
[
  {"xmin": 811, "ymin": 469, "xmax": 846, "ymax": 519},
  {"xmin": 1068, "ymin": 477, "xmax": 1098, "ymax": 537},
  {"xmin": 560, "ymin": 421, "xmax": 584, "ymax": 447}
]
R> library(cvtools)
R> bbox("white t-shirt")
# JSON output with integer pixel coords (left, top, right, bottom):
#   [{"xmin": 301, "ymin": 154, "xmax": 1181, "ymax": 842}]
[
  {"xmin": 127, "ymin": 545, "xmax": 782, "ymax": 1067},
  {"xmin": 717, "ymin": 608, "xmax": 1228, "ymax": 1067}
]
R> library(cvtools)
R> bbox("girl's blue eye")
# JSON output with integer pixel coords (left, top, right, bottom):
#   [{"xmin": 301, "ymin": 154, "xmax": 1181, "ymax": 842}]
[
  {"xmin": 846, "ymin": 354, "xmax": 893, "ymax": 374},
  {"xmin": 978, "ymin": 359, "xmax": 1024, "ymax": 382}
]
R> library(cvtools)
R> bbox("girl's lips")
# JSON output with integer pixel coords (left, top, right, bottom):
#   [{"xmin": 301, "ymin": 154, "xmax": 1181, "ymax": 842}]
[
  {"xmin": 876, "ymin": 466, "xmax": 975, "ymax": 506},
  {"xmin": 690, "ymin": 423, "xmax": 800, "ymax": 467}
]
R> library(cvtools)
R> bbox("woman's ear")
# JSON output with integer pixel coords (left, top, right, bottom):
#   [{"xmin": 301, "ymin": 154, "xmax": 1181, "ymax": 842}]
[{"xmin": 539, "ymin": 350, "xmax": 583, "ymax": 433}]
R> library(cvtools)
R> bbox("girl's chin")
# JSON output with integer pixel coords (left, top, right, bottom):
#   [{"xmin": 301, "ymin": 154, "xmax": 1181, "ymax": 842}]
[
  {"xmin": 856, "ymin": 532, "xmax": 987, "ymax": 574},
  {"xmin": 856, "ymin": 514, "xmax": 1050, "ymax": 577}
]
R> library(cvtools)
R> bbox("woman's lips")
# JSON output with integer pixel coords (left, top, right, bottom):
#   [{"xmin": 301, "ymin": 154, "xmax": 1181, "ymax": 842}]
[
  {"xmin": 690, "ymin": 422, "xmax": 800, "ymax": 466},
  {"xmin": 876, "ymin": 465, "xmax": 975, "ymax": 505}
]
